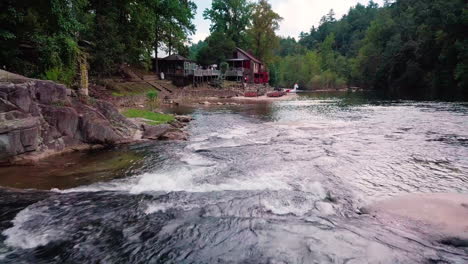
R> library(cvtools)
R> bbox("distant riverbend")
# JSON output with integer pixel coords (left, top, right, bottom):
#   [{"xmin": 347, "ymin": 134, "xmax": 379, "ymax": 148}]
[{"xmin": 0, "ymin": 92, "xmax": 467, "ymax": 263}]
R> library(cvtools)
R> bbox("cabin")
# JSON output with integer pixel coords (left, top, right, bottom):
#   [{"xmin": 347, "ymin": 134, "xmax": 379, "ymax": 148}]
[
  {"xmin": 153, "ymin": 54, "xmax": 220, "ymax": 86},
  {"xmin": 226, "ymin": 48, "xmax": 269, "ymax": 84},
  {"xmin": 154, "ymin": 54, "xmax": 197, "ymax": 78}
]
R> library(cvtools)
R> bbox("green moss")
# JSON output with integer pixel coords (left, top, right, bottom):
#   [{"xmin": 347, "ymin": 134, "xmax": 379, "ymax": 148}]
[{"xmin": 122, "ymin": 108, "xmax": 174, "ymax": 125}]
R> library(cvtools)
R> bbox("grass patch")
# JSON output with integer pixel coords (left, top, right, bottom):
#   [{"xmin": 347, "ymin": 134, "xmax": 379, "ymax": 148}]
[
  {"xmin": 122, "ymin": 108, "xmax": 174, "ymax": 125},
  {"xmin": 101, "ymin": 81, "xmax": 157, "ymax": 97}
]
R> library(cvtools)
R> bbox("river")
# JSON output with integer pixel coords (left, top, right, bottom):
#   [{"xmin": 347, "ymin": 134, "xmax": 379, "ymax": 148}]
[{"xmin": 0, "ymin": 92, "xmax": 467, "ymax": 263}]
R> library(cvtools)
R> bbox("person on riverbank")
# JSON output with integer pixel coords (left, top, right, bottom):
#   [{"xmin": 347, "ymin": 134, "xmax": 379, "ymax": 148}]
[{"xmin": 293, "ymin": 83, "xmax": 299, "ymax": 92}]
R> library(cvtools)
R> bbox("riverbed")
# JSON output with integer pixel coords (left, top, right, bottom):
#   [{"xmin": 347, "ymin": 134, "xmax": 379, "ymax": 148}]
[{"xmin": 0, "ymin": 92, "xmax": 467, "ymax": 263}]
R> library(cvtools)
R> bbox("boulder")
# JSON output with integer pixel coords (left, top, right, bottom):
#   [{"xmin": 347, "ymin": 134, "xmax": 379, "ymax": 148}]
[
  {"xmin": 142, "ymin": 124, "xmax": 172, "ymax": 140},
  {"xmin": 0, "ymin": 73, "xmax": 139, "ymax": 164},
  {"xmin": 79, "ymin": 112, "xmax": 122, "ymax": 144},
  {"xmin": 34, "ymin": 81, "xmax": 69, "ymax": 104},
  {"xmin": 175, "ymin": 115, "xmax": 193, "ymax": 123},
  {"xmin": 41, "ymin": 105, "xmax": 79, "ymax": 137},
  {"xmin": 8, "ymin": 84, "xmax": 31, "ymax": 112},
  {"xmin": 0, "ymin": 115, "xmax": 40, "ymax": 157},
  {"xmin": 169, "ymin": 120, "xmax": 185, "ymax": 129},
  {"xmin": 160, "ymin": 130, "xmax": 188, "ymax": 141}
]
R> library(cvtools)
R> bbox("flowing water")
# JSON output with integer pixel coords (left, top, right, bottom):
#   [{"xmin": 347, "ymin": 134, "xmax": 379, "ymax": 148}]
[{"xmin": 0, "ymin": 92, "xmax": 467, "ymax": 263}]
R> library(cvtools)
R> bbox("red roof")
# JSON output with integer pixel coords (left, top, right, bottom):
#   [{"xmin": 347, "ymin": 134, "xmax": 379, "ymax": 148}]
[{"xmin": 235, "ymin": 47, "xmax": 263, "ymax": 64}]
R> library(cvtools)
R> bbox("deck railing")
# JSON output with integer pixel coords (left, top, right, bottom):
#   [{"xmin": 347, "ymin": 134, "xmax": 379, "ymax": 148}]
[
  {"xmin": 225, "ymin": 68, "xmax": 244, "ymax": 77},
  {"xmin": 193, "ymin": 69, "xmax": 220, "ymax": 76}
]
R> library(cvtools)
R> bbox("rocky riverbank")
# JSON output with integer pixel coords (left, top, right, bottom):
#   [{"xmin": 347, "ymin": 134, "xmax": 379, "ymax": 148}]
[{"xmin": 0, "ymin": 71, "xmax": 190, "ymax": 165}]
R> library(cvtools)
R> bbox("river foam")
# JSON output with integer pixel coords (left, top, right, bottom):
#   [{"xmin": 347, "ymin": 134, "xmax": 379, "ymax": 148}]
[{"xmin": 3, "ymin": 207, "xmax": 64, "ymax": 249}]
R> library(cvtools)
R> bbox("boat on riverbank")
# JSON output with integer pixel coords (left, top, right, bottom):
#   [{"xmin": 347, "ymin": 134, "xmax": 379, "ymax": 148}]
[{"xmin": 266, "ymin": 91, "xmax": 286, "ymax": 97}]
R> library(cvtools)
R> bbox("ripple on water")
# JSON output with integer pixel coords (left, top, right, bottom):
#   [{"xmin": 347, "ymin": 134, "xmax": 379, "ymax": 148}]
[{"xmin": 1, "ymin": 97, "xmax": 467, "ymax": 263}]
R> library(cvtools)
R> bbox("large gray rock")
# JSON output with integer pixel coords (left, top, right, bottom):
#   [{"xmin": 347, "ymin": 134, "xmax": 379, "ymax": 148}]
[
  {"xmin": 160, "ymin": 130, "xmax": 188, "ymax": 141},
  {"xmin": 0, "ymin": 117, "xmax": 40, "ymax": 157},
  {"xmin": 0, "ymin": 75, "xmax": 138, "ymax": 164},
  {"xmin": 175, "ymin": 115, "xmax": 193, "ymax": 123},
  {"xmin": 80, "ymin": 112, "xmax": 122, "ymax": 144},
  {"xmin": 142, "ymin": 124, "xmax": 172, "ymax": 140}
]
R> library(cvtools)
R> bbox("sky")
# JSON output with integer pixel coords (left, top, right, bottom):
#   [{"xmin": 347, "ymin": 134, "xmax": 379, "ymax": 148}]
[{"xmin": 191, "ymin": 0, "xmax": 384, "ymax": 43}]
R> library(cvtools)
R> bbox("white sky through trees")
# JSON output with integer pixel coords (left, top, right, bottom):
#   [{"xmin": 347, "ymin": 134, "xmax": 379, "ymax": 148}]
[{"xmin": 191, "ymin": 0, "xmax": 384, "ymax": 43}]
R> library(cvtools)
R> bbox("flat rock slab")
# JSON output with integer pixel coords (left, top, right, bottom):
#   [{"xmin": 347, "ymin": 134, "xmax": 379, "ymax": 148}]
[{"xmin": 365, "ymin": 193, "xmax": 468, "ymax": 241}]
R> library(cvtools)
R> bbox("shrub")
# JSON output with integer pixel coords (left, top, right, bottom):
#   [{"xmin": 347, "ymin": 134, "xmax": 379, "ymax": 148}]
[
  {"xmin": 146, "ymin": 90, "xmax": 158, "ymax": 101},
  {"xmin": 42, "ymin": 67, "xmax": 75, "ymax": 86}
]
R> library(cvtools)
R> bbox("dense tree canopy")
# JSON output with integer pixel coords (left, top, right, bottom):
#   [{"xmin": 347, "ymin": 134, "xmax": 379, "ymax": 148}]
[
  {"xmin": 247, "ymin": 0, "xmax": 282, "ymax": 65},
  {"xmin": 196, "ymin": 31, "xmax": 236, "ymax": 66},
  {"xmin": 194, "ymin": 0, "xmax": 282, "ymax": 67},
  {"xmin": 270, "ymin": 0, "xmax": 467, "ymax": 99},
  {"xmin": 203, "ymin": 0, "xmax": 254, "ymax": 47},
  {"xmin": 0, "ymin": 0, "xmax": 196, "ymax": 82},
  {"xmin": 1, "ymin": 0, "xmax": 465, "ymax": 99}
]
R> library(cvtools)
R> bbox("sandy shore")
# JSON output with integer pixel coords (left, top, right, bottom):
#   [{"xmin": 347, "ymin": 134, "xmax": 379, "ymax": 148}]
[{"xmin": 364, "ymin": 193, "xmax": 468, "ymax": 241}]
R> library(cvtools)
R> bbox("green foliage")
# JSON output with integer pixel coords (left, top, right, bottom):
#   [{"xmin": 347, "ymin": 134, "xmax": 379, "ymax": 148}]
[
  {"xmin": 42, "ymin": 67, "xmax": 76, "ymax": 86},
  {"xmin": 1, "ymin": 0, "xmax": 197, "ymax": 80},
  {"xmin": 153, "ymin": 0, "xmax": 196, "ymax": 71},
  {"xmin": 0, "ymin": 0, "xmax": 85, "ymax": 80},
  {"xmin": 196, "ymin": 32, "xmax": 236, "ymax": 66},
  {"xmin": 122, "ymin": 109, "xmax": 174, "ymax": 125},
  {"xmin": 203, "ymin": 0, "xmax": 254, "ymax": 47},
  {"xmin": 146, "ymin": 90, "xmax": 158, "ymax": 101},
  {"xmin": 189, "ymin": 40, "xmax": 208, "ymax": 61},
  {"xmin": 198, "ymin": 0, "xmax": 282, "ymax": 68},
  {"xmin": 247, "ymin": 0, "xmax": 282, "ymax": 65},
  {"xmin": 352, "ymin": 0, "xmax": 466, "ymax": 98},
  {"xmin": 146, "ymin": 90, "xmax": 159, "ymax": 110},
  {"xmin": 271, "ymin": 0, "xmax": 467, "ymax": 98},
  {"xmin": 220, "ymin": 62, "xmax": 229, "ymax": 73}
]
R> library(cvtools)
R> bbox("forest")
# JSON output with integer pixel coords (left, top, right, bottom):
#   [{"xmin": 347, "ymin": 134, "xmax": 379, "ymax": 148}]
[
  {"xmin": 1, "ymin": 0, "xmax": 467, "ymax": 99},
  {"xmin": 192, "ymin": 0, "xmax": 466, "ymax": 99},
  {"xmin": 1, "ymin": 0, "xmax": 197, "ymax": 84},
  {"xmin": 269, "ymin": 0, "xmax": 467, "ymax": 99}
]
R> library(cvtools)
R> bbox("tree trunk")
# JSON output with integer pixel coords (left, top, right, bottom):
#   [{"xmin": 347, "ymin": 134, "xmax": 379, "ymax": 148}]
[{"xmin": 154, "ymin": 27, "xmax": 159, "ymax": 73}]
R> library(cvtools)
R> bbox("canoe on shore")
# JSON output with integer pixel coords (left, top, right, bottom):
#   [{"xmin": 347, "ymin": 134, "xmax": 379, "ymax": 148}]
[{"xmin": 266, "ymin": 91, "xmax": 286, "ymax": 97}]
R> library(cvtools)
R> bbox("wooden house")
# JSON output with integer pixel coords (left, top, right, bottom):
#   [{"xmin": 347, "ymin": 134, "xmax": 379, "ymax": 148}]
[
  {"xmin": 153, "ymin": 54, "xmax": 220, "ymax": 86},
  {"xmin": 154, "ymin": 54, "xmax": 196, "ymax": 77},
  {"xmin": 226, "ymin": 48, "xmax": 269, "ymax": 84}
]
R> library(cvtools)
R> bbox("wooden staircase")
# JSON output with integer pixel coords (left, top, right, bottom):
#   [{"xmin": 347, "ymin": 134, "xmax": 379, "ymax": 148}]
[{"xmin": 142, "ymin": 75, "xmax": 174, "ymax": 96}]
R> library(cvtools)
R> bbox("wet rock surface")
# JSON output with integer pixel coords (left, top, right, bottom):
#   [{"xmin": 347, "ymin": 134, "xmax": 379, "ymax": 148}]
[
  {"xmin": 364, "ymin": 193, "xmax": 468, "ymax": 241},
  {"xmin": 0, "ymin": 77, "xmax": 139, "ymax": 164}
]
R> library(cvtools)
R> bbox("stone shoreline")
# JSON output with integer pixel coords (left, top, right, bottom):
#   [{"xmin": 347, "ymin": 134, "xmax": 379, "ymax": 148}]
[{"xmin": 0, "ymin": 72, "xmax": 191, "ymax": 166}]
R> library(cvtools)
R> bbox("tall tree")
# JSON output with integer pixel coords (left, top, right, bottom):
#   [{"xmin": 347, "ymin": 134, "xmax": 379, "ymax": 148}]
[
  {"xmin": 203, "ymin": 0, "xmax": 254, "ymax": 47},
  {"xmin": 196, "ymin": 31, "xmax": 236, "ymax": 66},
  {"xmin": 247, "ymin": 0, "xmax": 282, "ymax": 65},
  {"xmin": 153, "ymin": 0, "xmax": 196, "ymax": 73}
]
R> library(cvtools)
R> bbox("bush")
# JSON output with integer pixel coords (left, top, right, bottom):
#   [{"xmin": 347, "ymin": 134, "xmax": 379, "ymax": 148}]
[
  {"xmin": 146, "ymin": 90, "xmax": 158, "ymax": 101},
  {"xmin": 42, "ymin": 67, "xmax": 75, "ymax": 86},
  {"xmin": 220, "ymin": 62, "xmax": 229, "ymax": 73}
]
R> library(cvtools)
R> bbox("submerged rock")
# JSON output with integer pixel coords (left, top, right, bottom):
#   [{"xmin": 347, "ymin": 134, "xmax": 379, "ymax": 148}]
[
  {"xmin": 160, "ymin": 130, "xmax": 188, "ymax": 141},
  {"xmin": 0, "ymin": 73, "xmax": 139, "ymax": 164},
  {"xmin": 364, "ymin": 193, "xmax": 468, "ymax": 242},
  {"xmin": 175, "ymin": 115, "xmax": 192, "ymax": 123},
  {"xmin": 142, "ymin": 124, "xmax": 172, "ymax": 140}
]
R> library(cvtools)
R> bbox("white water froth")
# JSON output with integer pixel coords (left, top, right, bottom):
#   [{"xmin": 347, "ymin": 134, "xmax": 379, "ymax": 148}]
[
  {"xmin": 129, "ymin": 167, "xmax": 291, "ymax": 194},
  {"xmin": 3, "ymin": 207, "xmax": 64, "ymax": 249}
]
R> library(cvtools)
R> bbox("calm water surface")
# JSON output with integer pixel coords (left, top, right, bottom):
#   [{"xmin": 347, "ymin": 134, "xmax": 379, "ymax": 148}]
[{"xmin": 0, "ymin": 92, "xmax": 467, "ymax": 263}]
